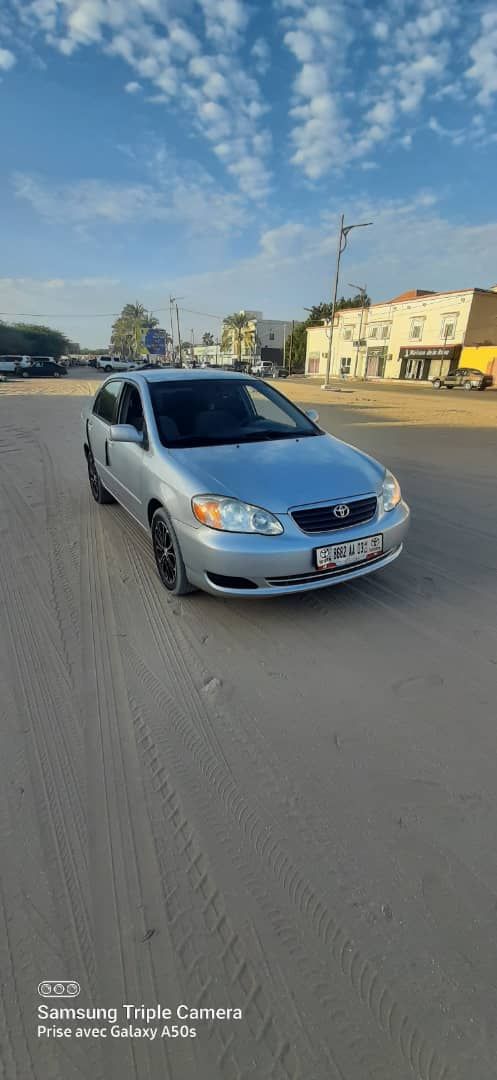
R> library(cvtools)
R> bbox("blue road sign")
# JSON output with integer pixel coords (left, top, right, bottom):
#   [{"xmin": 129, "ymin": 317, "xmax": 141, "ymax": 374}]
[{"xmin": 144, "ymin": 328, "xmax": 167, "ymax": 354}]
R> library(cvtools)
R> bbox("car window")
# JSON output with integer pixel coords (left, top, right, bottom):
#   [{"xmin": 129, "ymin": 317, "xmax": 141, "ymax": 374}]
[
  {"xmin": 93, "ymin": 380, "xmax": 123, "ymax": 423},
  {"xmin": 246, "ymin": 385, "xmax": 298, "ymax": 428},
  {"xmin": 119, "ymin": 383, "xmax": 145, "ymax": 431},
  {"xmin": 149, "ymin": 377, "xmax": 320, "ymax": 448}
]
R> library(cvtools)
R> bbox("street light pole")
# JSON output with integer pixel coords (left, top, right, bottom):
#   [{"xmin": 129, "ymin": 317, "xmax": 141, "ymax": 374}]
[
  {"xmin": 322, "ymin": 217, "xmax": 372, "ymax": 390},
  {"xmin": 348, "ymin": 282, "xmax": 367, "ymax": 378}
]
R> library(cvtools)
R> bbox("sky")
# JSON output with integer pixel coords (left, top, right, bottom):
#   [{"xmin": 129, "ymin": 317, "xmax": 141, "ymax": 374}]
[{"xmin": 1, "ymin": 0, "xmax": 497, "ymax": 347}]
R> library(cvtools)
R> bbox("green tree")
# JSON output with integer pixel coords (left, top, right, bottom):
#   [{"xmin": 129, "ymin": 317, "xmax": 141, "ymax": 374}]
[
  {"xmin": 284, "ymin": 323, "xmax": 307, "ymax": 373},
  {"xmin": 222, "ymin": 311, "xmax": 251, "ymax": 363},
  {"xmin": 202, "ymin": 331, "xmax": 215, "ymax": 346},
  {"xmin": 0, "ymin": 321, "xmax": 73, "ymax": 358},
  {"xmin": 111, "ymin": 302, "xmax": 158, "ymax": 359},
  {"xmin": 307, "ymin": 294, "xmax": 371, "ymax": 324}
]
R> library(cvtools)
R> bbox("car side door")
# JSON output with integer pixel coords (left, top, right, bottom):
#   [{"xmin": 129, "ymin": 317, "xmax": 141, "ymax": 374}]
[
  {"xmin": 87, "ymin": 380, "xmax": 124, "ymax": 493},
  {"xmin": 106, "ymin": 381, "xmax": 147, "ymax": 522}
]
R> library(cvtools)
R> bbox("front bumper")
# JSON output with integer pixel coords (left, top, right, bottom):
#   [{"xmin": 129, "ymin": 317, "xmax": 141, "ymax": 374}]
[{"xmin": 175, "ymin": 500, "xmax": 410, "ymax": 598}]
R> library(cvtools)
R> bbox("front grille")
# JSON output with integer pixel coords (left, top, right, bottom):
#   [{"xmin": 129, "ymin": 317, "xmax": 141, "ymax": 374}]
[
  {"xmin": 265, "ymin": 548, "xmax": 394, "ymax": 588},
  {"xmin": 291, "ymin": 495, "xmax": 377, "ymax": 534}
]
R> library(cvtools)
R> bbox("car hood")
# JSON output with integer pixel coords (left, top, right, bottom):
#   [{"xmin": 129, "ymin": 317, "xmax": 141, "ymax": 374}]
[{"xmin": 171, "ymin": 434, "xmax": 384, "ymax": 512}]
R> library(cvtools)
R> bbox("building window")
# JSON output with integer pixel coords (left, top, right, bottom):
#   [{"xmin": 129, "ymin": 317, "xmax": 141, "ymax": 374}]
[
  {"xmin": 340, "ymin": 357, "xmax": 351, "ymax": 374},
  {"xmin": 368, "ymin": 325, "xmax": 379, "ymax": 339},
  {"xmin": 441, "ymin": 314, "xmax": 458, "ymax": 341},
  {"xmin": 343, "ymin": 327, "xmax": 353, "ymax": 341},
  {"xmin": 269, "ymin": 331, "xmax": 275, "ymax": 341},
  {"xmin": 410, "ymin": 317, "xmax": 425, "ymax": 340},
  {"xmin": 381, "ymin": 324, "xmax": 390, "ymax": 339}
]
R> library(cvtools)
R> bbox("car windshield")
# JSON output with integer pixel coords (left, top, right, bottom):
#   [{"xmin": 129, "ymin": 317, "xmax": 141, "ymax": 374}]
[{"xmin": 148, "ymin": 378, "xmax": 322, "ymax": 448}]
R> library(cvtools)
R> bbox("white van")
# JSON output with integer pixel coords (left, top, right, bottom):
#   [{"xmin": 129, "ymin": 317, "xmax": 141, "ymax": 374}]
[{"xmin": 0, "ymin": 355, "xmax": 32, "ymax": 375}]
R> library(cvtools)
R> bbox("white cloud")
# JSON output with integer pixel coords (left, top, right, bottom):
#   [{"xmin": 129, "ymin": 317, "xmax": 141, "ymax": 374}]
[
  {"xmin": 18, "ymin": 0, "xmax": 271, "ymax": 202},
  {"xmin": 0, "ymin": 46, "xmax": 16, "ymax": 70},
  {"xmin": 279, "ymin": 0, "xmax": 477, "ymax": 177},
  {"xmin": 466, "ymin": 10, "xmax": 497, "ymax": 106},
  {"xmin": 12, "ymin": 154, "xmax": 250, "ymax": 237},
  {"xmin": 5, "ymin": 191, "xmax": 497, "ymax": 347},
  {"xmin": 251, "ymin": 37, "xmax": 270, "ymax": 74},
  {"xmin": 280, "ymin": 0, "xmax": 353, "ymax": 178},
  {"xmin": 124, "ymin": 80, "xmax": 141, "ymax": 94}
]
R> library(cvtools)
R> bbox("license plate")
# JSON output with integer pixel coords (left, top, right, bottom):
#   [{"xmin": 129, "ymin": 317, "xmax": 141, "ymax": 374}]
[{"xmin": 315, "ymin": 534, "xmax": 383, "ymax": 571}]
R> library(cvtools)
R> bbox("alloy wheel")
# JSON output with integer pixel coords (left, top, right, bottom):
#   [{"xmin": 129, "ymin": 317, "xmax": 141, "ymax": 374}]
[
  {"xmin": 88, "ymin": 452, "xmax": 100, "ymax": 500},
  {"xmin": 153, "ymin": 519, "xmax": 177, "ymax": 588}
]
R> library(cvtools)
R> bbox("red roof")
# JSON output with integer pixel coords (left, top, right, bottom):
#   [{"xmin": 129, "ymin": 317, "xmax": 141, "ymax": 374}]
[{"xmin": 387, "ymin": 289, "xmax": 436, "ymax": 303}]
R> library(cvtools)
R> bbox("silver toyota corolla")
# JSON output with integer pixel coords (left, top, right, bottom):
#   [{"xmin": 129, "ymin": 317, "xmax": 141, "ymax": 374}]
[{"xmin": 82, "ymin": 370, "xmax": 410, "ymax": 598}]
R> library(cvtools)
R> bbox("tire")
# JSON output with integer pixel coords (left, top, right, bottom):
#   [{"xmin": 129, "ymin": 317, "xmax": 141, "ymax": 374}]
[
  {"xmin": 22, "ymin": 370, "xmax": 29, "ymax": 379},
  {"xmin": 53, "ymin": 371, "xmax": 61, "ymax": 378},
  {"xmin": 87, "ymin": 448, "xmax": 115, "ymax": 504},
  {"xmin": 151, "ymin": 508, "xmax": 196, "ymax": 596},
  {"xmin": 105, "ymin": 365, "xmax": 112, "ymax": 373},
  {"xmin": 464, "ymin": 380, "xmax": 472, "ymax": 391},
  {"xmin": 432, "ymin": 379, "xmax": 442, "ymax": 389}
]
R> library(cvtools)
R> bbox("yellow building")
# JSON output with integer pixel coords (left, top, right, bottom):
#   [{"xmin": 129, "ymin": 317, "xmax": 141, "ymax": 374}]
[{"xmin": 306, "ymin": 286, "xmax": 497, "ymax": 381}]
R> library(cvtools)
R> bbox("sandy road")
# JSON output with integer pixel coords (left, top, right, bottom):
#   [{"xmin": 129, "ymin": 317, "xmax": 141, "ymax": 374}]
[{"xmin": 1, "ymin": 374, "xmax": 497, "ymax": 1079}]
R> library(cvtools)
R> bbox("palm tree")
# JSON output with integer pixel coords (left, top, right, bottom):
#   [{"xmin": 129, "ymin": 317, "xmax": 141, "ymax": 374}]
[
  {"xmin": 111, "ymin": 301, "xmax": 158, "ymax": 359},
  {"xmin": 222, "ymin": 311, "xmax": 251, "ymax": 364}
]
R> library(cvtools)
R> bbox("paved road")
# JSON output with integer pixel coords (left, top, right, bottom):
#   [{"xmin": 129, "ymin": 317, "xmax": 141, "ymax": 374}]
[{"xmin": 1, "ymin": 374, "xmax": 496, "ymax": 1080}]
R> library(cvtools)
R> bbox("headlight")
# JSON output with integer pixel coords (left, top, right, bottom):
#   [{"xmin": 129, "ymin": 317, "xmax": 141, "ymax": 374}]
[
  {"xmin": 192, "ymin": 496, "xmax": 283, "ymax": 535},
  {"xmin": 382, "ymin": 470, "xmax": 401, "ymax": 511}
]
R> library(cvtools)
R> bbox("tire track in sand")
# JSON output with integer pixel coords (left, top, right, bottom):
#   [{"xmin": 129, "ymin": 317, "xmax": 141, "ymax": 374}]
[{"xmin": 114, "ymin": 535, "xmax": 454, "ymax": 1080}]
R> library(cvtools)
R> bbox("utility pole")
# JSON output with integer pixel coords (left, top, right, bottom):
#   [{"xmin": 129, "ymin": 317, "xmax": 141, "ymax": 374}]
[
  {"xmin": 169, "ymin": 297, "xmax": 175, "ymax": 364},
  {"xmin": 176, "ymin": 303, "xmax": 182, "ymax": 364},
  {"xmin": 322, "ymin": 217, "xmax": 373, "ymax": 389},
  {"xmin": 170, "ymin": 296, "xmax": 184, "ymax": 365},
  {"xmin": 348, "ymin": 282, "xmax": 367, "ymax": 378},
  {"xmin": 289, "ymin": 320, "xmax": 294, "ymax": 377}
]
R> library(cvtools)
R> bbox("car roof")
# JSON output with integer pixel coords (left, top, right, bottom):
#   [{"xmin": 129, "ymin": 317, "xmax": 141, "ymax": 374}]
[{"xmin": 132, "ymin": 369, "xmax": 250, "ymax": 385}]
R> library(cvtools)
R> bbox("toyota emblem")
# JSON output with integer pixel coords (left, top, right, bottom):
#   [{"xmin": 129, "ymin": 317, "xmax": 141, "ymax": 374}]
[{"xmin": 333, "ymin": 504, "xmax": 350, "ymax": 519}]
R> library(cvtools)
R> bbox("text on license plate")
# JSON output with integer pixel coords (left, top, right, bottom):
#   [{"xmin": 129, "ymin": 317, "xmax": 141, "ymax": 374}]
[{"xmin": 315, "ymin": 534, "xmax": 383, "ymax": 570}]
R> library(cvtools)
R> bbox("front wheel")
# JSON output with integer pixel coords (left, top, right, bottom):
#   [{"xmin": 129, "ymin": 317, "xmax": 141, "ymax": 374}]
[
  {"xmin": 432, "ymin": 379, "xmax": 442, "ymax": 389},
  {"xmin": 22, "ymin": 370, "xmax": 29, "ymax": 379},
  {"xmin": 87, "ymin": 449, "xmax": 115, "ymax": 504},
  {"xmin": 152, "ymin": 508, "xmax": 195, "ymax": 596},
  {"xmin": 53, "ymin": 371, "xmax": 61, "ymax": 378}
]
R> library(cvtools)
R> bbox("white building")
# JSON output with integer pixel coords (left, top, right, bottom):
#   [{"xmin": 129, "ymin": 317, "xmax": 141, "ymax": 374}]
[{"xmin": 221, "ymin": 311, "xmax": 294, "ymax": 365}]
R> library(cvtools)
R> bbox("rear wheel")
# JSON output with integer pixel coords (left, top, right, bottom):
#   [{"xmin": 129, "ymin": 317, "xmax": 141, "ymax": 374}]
[
  {"xmin": 464, "ymin": 380, "xmax": 472, "ymax": 391},
  {"xmin": 87, "ymin": 448, "xmax": 115, "ymax": 504},
  {"xmin": 105, "ymin": 365, "xmax": 112, "ymax": 372},
  {"xmin": 53, "ymin": 371, "xmax": 61, "ymax": 378},
  {"xmin": 152, "ymin": 508, "xmax": 195, "ymax": 596},
  {"xmin": 432, "ymin": 378, "xmax": 442, "ymax": 389}
]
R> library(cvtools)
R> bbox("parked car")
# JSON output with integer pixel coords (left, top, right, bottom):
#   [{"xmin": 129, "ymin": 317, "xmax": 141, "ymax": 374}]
[
  {"xmin": 95, "ymin": 356, "xmax": 138, "ymax": 372},
  {"xmin": 20, "ymin": 358, "xmax": 67, "ymax": 378},
  {"xmin": 0, "ymin": 354, "xmax": 32, "ymax": 375},
  {"xmin": 432, "ymin": 367, "xmax": 493, "ymax": 391},
  {"xmin": 269, "ymin": 366, "xmax": 289, "ymax": 379},
  {"xmin": 82, "ymin": 370, "xmax": 410, "ymax": 598},
  {"xmin": 251, "ymin": 360, "xmax": 274, "ymax": 377}
]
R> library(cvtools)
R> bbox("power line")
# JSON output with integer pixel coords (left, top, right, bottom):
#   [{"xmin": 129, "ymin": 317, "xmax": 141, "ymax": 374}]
[{"xmin": 0, "ymin": 304, "xmax": 224, "ymax": 321}]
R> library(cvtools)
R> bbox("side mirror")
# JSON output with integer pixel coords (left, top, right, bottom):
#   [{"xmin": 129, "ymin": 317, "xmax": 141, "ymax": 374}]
[
  {"xmin": 306, "ymin": 409, "xmax": 319, "ymax": 423},
  {"xmin": 109, "ymin": 424, "xmax": 144, "ymax": 446}
]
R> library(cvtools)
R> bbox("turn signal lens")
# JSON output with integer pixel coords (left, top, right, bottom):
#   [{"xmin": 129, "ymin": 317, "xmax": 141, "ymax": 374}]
[{"xmin": 192, "ymin": 496, "xmax": 283, "ymax": 535}]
